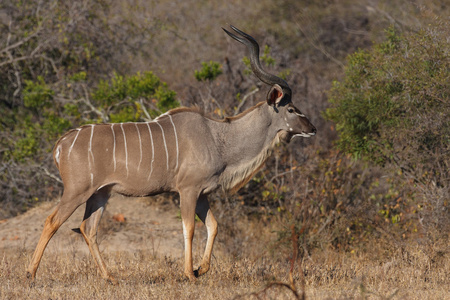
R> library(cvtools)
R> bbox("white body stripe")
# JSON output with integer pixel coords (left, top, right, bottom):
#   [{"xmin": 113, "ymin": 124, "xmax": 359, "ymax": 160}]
[
  {"xmin": 88, "ymin": 125, "xmax": 95, "ymax": 186},
  {"xmin": 135, "ymin": 123, "xmax": 143, "ymax": 171},
  {"xmin": 168, "ymin": 115, "xmax": 179, "ymax": 170},
  {"xmin": 68, "ymin": 128, "xmax": 81, "ymax": 157},
  {"xmin": 111, "ymin": 124, "xmax": 116, "ymax": 171},
  {"xmin": 88, "ymin": 125, "xmax": 95, "ymax": 165},
  {"xmin": 155, "ymin": 120, "xmax": 169, "ymax": 170},
  {"xmin": 120, "ymin": 123, "xmax": 129, "ymax": 177},
  {"xmin": 146, "ymin": 123, "xmax": 155, "ymax": 180}
]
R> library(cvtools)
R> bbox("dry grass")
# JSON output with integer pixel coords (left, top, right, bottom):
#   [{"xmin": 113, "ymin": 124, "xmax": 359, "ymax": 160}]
[{"xmin": 1, "ymin": 235, "xmax": 448, "ymax": 299}]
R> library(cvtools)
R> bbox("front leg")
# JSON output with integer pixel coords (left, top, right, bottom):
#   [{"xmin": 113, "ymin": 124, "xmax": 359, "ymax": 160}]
[{"xmin": 180, "ymin": 190, "xmax": 198, "ymax": 281}]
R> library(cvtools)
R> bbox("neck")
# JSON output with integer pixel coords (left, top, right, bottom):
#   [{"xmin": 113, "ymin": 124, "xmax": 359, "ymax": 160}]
[{"xmin": 213, "ymin": 102, "xmax": 282, "ymax": 192}]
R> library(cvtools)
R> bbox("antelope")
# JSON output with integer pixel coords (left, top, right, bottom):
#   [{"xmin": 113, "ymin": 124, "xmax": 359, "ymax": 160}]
[{"xmin": 26, "ymin": 25, "xmax": 316, "ymax": 284}]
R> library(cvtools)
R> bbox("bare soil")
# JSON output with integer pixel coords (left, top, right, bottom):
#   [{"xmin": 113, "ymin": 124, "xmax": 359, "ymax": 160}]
[{"xmin": 0, "ymin": 196, "xmax": 187, "ymax": 258}]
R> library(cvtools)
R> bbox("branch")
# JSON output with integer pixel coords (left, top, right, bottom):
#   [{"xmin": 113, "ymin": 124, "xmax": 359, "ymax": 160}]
[
  {"xmin": 0, "ymin": 55, "xmax": 32, "ymax": 68},
  {"xmin": 0, "ymin": 24, "xmax": 43, "ymax": 55},
  {"xmin": 81, "ymin": 84, "xmax": 109, "ymax": 122},
  {"xmin": 5, "ymin": 49, "xmax": 22, "ymax": 98},
  {"xmin": 233, "ymin": 87, "xmax": 259, "ymax": 116},
  {"xmin": 40, "ymin": 54, "xmax": 59, "ymax": 74},
  {"xmin": 40, "ymin": 166, "xmax": 62, "ymax": 184},
  {"xmin": 139, "ymin": 98, "xmax": 153, "ymax": 122}
]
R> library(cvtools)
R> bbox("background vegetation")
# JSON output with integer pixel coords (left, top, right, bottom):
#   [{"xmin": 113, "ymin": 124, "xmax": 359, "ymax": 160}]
[{"xmin": 0, "ymin": 0, "xmax": 448, "ymax": 298}]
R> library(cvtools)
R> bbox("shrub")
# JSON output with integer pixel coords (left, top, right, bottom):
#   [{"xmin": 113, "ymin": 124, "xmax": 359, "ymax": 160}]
[
  {"xmin": 194, "ymin": 61, "xmax": 223, "ymax": 82},
  {"xmin": 324, "ymin": 24, "xmax": 449, "ymax": 175},
  {"xmin": 323, "ymin": 21, "xmax": 449, "ymax": 243},
  {"xmin": 91, "ymin": 71, "xmax": 178, "ymax": 122}
]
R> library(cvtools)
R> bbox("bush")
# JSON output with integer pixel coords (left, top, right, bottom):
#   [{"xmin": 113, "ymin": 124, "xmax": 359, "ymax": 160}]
[
  {"xmin": 194, "ymin": 61, "xmax": 223, "ymax": 82},
  {"xmin": 324, "ymin": 24, "xmax": 449, "ymax": 173},
  {"xmin": 256, "ymin": 20, "xmax": 449, "ymax": 259},
  {"xmin": 91, "ymin": 71, "xmax": 178, "ymax": 122},
  {"xmin": 323, "ymin": 21, "xmax": 449, "ymax": 243}
]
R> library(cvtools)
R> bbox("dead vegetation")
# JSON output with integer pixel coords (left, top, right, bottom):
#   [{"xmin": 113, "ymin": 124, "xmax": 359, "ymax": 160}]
[{"xmin": 0, "ymin": 220, "xmax": 448, "ymax": 299}]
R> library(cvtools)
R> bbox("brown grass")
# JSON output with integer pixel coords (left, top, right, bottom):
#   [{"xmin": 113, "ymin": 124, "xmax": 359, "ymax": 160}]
[{"xmin": 1, "ymin": 226, "xmax": 448, "ymax": 299}]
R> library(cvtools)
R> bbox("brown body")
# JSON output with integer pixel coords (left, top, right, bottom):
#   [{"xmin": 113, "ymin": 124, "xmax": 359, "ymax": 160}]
[{"xmin": 26, "ymin": 26, "xmax": 316, "ymax": 283}]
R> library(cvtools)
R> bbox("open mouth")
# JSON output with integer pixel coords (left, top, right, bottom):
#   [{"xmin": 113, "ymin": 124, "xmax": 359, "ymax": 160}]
[
  {"xmin": 280, "ymin": 131, "xmax": 316, "ymax": 143},
  {"xmin": 292, "ymin": 131, "xmax": 316, "ymax": 138}
]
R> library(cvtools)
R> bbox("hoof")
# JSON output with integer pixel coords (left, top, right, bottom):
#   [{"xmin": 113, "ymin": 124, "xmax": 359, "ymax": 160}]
[
  {"xmin": 195, "ymin": 265, "xmax": 209, "ymax": 277},
  {"xmin": 26, "ymin": 272, "xmax": 35, "ymax": 288}
]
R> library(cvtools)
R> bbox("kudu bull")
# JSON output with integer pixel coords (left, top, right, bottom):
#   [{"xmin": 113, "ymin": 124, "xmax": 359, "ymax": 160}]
[{"xmin": 26, "ymin": 25, "xmax": 316, "ymax": 283}]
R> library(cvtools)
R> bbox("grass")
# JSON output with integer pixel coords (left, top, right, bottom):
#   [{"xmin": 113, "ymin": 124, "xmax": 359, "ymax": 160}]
[{"xmin": 1, "ymin": 236, "xmax": 448, "ymax": 299}]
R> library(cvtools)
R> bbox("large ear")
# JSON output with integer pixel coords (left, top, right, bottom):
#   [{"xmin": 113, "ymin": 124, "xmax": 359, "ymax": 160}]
[{"xmin": 266, "ymin": 84, "xmax": 284, "ymax": 106}]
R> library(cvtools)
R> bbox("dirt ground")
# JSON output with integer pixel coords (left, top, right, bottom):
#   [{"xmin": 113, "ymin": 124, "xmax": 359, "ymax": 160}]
[{"xmin": 0, "ymin": 195, "xmax": 194, "ymax": 258}]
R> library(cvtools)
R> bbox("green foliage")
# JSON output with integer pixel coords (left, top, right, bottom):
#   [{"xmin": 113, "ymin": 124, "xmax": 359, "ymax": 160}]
[
  {"xmin": 5, "ymin": 76, "xmax": 72, "ymax": 162},
  {"xmin": 277, "ymin": 69, "xmax": 291, "ymax": 81},
  {"xmin": 92, "ymin": 71, "xmax": 178, "ymax": 122},
  {"xmin": 10, "ymin": 119, "xmax": 41, "ymax": 162},
  {"xmin": 325, "ymin": 24, "xmax": 449, "ymax": 170},
  {"xmin": 194, "ymin": 61, "xmax": 223, "ymax": 82},
  {"xmin": 69, "ymin": 71, "xmax": 87, "ymax": 82},
  {"xmin": 42, "ymin": 113, "xmax": 72, "ymax": 142},
  {"xmin": 261, "ymin": 45, "xmax": 276, "ymax": 67},
  {"xmin": 23, "ymin": 76, "xmax": 54, "ymax": 109}
]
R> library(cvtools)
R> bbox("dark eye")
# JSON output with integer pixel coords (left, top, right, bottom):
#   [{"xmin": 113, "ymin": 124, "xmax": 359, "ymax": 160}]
[{"xmin": 287, "ymin": 107, "xmax": 294, "ymax": 113}]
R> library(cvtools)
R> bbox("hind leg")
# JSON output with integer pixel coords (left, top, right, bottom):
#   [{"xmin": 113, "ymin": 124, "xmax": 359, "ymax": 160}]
[
  {"xmin": 26, "ymin": 189, "xmax": 93, "ymax": 281},
  {"xmin": 78, "ymin": 188, "xmax": 116, "ymax": 284},
  {"xmin": 195, "ymin": 194, "xmax": 218, "ymax": 277}
]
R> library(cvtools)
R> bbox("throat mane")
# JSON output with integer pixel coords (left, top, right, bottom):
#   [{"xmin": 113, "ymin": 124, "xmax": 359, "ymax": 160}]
[{"xmin": 220, "ymin": 132, "xmax": 282, "ymax": 194}]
